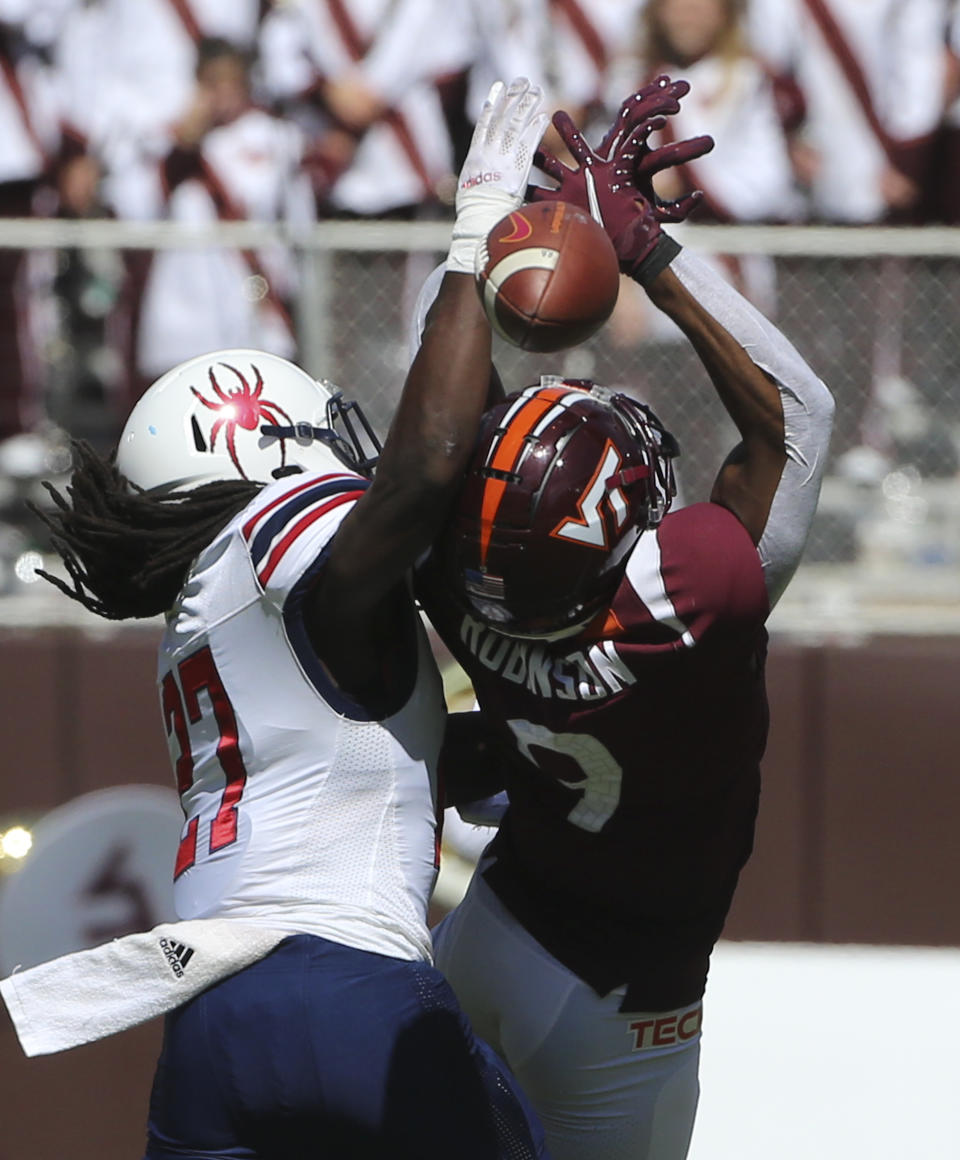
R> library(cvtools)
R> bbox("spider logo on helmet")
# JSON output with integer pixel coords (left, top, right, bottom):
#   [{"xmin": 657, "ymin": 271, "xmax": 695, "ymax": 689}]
[
  {"xmin": 116, "ymin": 350, "xmax": 381, "ymax": 494},
  {"xmin": 190, "ymin": 363, "xmax": 294, "ymax": 477}
]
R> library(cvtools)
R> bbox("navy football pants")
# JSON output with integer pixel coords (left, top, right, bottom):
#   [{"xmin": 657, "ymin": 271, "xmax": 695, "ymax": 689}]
[{"xmin": 144, "ymin": 933, "xmax": 549, "ymax": 1159}]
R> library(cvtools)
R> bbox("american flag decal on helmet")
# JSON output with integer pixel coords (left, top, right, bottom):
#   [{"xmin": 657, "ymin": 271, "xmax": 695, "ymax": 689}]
[
  {"xmin": 464, "ymin": 568, "xmax": 506, "ymax": 599},
  {"xmin": 242, "ymin": 473, "xmax": 369, "ymax": 587}
]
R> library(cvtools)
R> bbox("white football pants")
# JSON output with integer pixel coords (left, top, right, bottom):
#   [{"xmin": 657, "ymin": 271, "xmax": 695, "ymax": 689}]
[{"xmin": 433, "ymin": 872, "xmax": 701, "ymax": 1160}]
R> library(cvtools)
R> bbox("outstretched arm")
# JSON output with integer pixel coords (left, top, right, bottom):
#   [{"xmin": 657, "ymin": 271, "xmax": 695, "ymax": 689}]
[
  {"xmin": 308, "ymin": 80, "xmax": 547, "ymax": 674},
  {"xmin": 531, "ymin": 83, "xmax": 833, "ymax": 604},
  {"xmin": 646, "ymin": 254, "xmax": 834, "ymax": 604},
  {"xmin": 328, "ymin": 272, "xmax": 491, "ymax": 599}
]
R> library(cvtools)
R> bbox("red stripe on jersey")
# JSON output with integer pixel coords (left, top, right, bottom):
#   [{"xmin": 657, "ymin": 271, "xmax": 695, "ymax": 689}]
[
  {"xmin": 241, "ymin": 474, "xmax": 354, "ymax": 540},
  {"xmin": 257, "ymin": 490, "xmax": 364, "ymax": 585},
  {"xmin": 174, "ymin": 817, "xmax": 198, "ymax": 878}
]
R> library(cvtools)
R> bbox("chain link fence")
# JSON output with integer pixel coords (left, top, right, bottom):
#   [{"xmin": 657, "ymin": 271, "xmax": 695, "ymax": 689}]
[{"xmin": 3, "ymin": 219, "xmax": 960, "ymax": 630}]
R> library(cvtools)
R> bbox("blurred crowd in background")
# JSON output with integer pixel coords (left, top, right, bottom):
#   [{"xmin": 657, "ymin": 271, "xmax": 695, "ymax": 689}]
[{"xmin": 1, "ymin": 0, "xmax": 959, "ymax": 582}]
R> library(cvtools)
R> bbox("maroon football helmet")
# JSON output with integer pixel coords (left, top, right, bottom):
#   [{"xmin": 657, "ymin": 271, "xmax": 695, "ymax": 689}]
[{"xmin": 437, "ymin": 377, "xmax": 679, "ymax": 638}]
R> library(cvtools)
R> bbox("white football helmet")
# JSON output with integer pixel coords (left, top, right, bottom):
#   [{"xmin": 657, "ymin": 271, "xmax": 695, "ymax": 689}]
[{"xmin": 116, "ymin": 349, "xmax": 380, "ymax": 493}]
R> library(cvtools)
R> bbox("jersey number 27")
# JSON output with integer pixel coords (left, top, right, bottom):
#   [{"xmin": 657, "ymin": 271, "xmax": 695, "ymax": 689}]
[{"xmin": 162, "ymin": 645, "xmax": 249, "ymax": 878}]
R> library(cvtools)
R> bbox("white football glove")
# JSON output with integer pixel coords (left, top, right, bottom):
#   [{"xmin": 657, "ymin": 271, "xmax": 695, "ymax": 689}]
[{"xmin": 446, "ymin": 77, "xmax": 549, "ymax": 275}]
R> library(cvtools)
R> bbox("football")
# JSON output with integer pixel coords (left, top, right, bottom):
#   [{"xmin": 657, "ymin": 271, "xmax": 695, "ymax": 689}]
[{"xmin": 474, "ymin": 200, "xmax": 620, "ymax": 353}]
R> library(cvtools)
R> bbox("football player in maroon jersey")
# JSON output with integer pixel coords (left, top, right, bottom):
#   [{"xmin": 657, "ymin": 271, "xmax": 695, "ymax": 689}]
[{"xmin": 415, "ymin": 79, "xmax": 835, "ymax": 1160}]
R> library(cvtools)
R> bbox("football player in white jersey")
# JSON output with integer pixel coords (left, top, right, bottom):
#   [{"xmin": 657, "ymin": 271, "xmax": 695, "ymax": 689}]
[{"xmin": 27, "ymin": 79, "xmax": 552, "ymax": 1160}]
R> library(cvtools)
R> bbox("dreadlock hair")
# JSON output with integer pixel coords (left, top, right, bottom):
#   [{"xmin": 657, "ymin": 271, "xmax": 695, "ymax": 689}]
[{"xmin": 33, "ymin": 440, "xmax": 263, "ymax": 620}]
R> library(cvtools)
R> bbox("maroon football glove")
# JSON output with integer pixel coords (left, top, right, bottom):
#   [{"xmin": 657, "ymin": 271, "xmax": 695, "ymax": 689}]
[
  {"xmin": 595, "ymin": 76, "xmax": 691, "ymax": 157},
  {"xmin": 529, "ymin": 78, "xmax": 714, "ymax": 284}
]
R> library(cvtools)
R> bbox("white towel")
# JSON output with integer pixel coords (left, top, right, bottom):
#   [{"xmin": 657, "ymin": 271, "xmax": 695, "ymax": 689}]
[{"xmin": 0, "ymin": 919, "xmax": 288, "ymax": 1057}]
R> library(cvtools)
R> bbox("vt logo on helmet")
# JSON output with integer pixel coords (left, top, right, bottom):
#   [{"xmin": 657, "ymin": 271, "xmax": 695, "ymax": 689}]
[
  {"xmin": 116, "ymin": 349, "xmax": 380, "ymax": 494},
  {"xmin": 439, "ymin": 378, "xmax": 679, "ymax": 639}
]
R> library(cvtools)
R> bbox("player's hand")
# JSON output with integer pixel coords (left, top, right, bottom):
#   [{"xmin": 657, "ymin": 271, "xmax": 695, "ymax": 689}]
[
  {"xmin": 529, "ymin": 115, "xmax": 662, "ymax": 278},
  {"xmin": 528, "ymin": 76, "xmax": 701, "ymax": 201},
  {"xmin": 595, "ymin": 76, "xmax": 692, "ymax": 158},
  {"xmin": 458, "ymin": 77, "xmax": 549, "ymax": 207},
  {"xmin": 529, "ymin": 90, "xmax": 713, "ymax": 283},
  {"xmin": 633, "ymin": 132, "xmax": 714, "ymax": 223},
  {"xmin": 531, "ymin": 101, "xmax": 713, "ymax": 227},
  {"xmin": 447, "ymin": 78, "xmax": 549, "ymax": 275}
]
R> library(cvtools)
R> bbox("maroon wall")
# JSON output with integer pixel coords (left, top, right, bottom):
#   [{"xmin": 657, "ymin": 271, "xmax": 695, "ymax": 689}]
[
  {"xmin": 0, "ymin": 625, "xmax": 170, "ymax": 820},
  {"xmin": 1, "ymin": 625, "xmax": 958, "ymax": 1158},
  {"xmin": 726, "ymin": 635, "xmax": 960, "ymax": 946}
]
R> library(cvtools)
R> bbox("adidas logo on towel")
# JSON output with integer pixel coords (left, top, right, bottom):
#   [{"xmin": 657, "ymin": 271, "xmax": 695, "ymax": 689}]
[{"xmin": 159, "ymin": 937, "xmax": 195, "ymax": 978}]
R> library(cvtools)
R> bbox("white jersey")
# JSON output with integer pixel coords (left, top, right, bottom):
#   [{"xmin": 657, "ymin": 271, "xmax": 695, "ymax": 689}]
[{"xmin": 159, "ymin": 471, "xmax": 446, "ymax": 963}]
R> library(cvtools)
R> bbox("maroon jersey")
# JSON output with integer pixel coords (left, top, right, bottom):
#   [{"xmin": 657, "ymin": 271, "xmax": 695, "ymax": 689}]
[{"xmin": 420, "ymin": 502, "xmax": 770, "ymax": 1011}]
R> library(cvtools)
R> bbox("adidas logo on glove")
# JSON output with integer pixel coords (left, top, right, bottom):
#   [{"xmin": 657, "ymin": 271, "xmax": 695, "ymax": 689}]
[{"xmin": 460, "ymin": 171, "xmax": 503, "ymax": 189}]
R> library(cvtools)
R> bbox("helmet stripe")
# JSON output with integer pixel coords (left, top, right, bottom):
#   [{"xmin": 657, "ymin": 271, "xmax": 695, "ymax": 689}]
[{"xmin": 479, "ymin": 387, "xmax": 570, "ymax": 564}]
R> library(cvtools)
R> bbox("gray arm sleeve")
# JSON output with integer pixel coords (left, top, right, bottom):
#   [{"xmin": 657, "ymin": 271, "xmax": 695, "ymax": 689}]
[
  {"xmin": 406, "ymin": 262, "xmax": 445, "ymax": 366},
  {"xmin": 670, "ymin": 250, "xmax": 836, "ymax": 607}
]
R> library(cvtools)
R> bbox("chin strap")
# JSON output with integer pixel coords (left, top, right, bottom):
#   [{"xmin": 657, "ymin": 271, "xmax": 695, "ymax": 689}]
[{"xmin": 607, "ymin": 464, "xmax": 650, "ymax": 490}]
